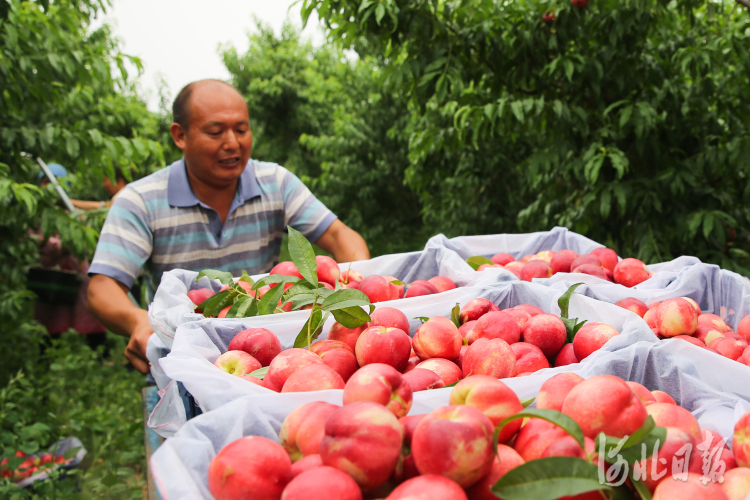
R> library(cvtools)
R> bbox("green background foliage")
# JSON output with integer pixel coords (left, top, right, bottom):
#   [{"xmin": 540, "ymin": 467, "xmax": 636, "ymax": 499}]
[
  {"xmin": 1, "ymin": 0, "xmax": 160, "ymax": 496},
  {"xmin": 223, "ymin": 22, "xmax": 429, "ymax": 256},
  {"xmin": 297, "ymin": 0, "xmax": 750, "ymax": 273}
]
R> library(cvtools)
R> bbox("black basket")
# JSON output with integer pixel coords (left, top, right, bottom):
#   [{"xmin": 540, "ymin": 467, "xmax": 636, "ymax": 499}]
[
  {"xmin": 176, "ymin": 382, "xmax": 203, "ymax": 420},
  {"xmin": 26, "ymin": 268, "xmax": 81, "ymax": 307}
]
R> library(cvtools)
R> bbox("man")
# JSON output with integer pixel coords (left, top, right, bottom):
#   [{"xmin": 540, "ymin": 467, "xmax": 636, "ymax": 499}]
[{"xmin": 87, "ymin": 79, "xmax": 370, "ymax": 373}]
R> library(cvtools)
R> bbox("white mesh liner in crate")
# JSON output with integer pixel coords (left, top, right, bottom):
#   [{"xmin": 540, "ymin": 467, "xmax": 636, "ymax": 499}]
[
  {"xmin": 149, "ymin": 280, "xmax": 656, "ymax": 437},
  {"xmin": 425, "ymin": 227, "xmax": 750, "ymax": 325},
  {"xmin": 148, "ymin": 245, "xmax": 477, "ymax": 352},
  {"xmin": 150, "ymin": 339, "xmax": 750, "ymax": 500}
]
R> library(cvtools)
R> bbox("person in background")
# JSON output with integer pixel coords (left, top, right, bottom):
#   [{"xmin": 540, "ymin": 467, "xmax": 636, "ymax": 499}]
[
  {"xmin": 69, "ymin": 166, "xmax": 133, "ymax": 210},
  {"xmin": 86, "ymin": 79, "xmax": 370, "ymax": 373},
  {"xmin": 33, "ymin": 163, "xmax": 108, "ymax": 352}
]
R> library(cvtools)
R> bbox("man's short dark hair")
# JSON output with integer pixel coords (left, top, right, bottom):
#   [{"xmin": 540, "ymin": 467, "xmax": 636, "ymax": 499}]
[{"xmin": 172, "ymin": 79, "xmax": 241, "ymax": 131}]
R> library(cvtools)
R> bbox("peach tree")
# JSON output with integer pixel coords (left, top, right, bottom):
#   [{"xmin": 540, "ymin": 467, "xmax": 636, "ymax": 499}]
[
  {"xmin": 0, "ymin": 0, "xmax": 164, "ymax": 371},
  {"xmin": 300, "ymin": 0, "xmax": 750, "ymax": 274},
  {"xmin": 0, "ymin": 0, "xmax": 163, "ymax": 496}
]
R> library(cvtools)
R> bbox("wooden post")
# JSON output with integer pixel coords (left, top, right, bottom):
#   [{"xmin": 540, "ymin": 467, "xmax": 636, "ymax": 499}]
[{"xmin": 142, "ymin": 386, "xmax": 164, "ymax": 500}]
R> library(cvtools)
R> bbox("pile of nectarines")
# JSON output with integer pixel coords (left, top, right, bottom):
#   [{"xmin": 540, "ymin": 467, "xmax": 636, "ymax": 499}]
[
  {"xmin": 479, "ymin": 248, "xmax": 653, "ymax": 287},
  {"xmin": 187, "ymin": 256, "xmax": 459, "ymax": 318},
  {"xmin": 615, "ymin": 296, "xmax": 750, "ymax": 367},
  {"xmin": 212, "ymin": 297, "xmax": 622, "ymax": 394},
  {"xmin": 207, "ymin": 373, "xmax": 750, "ymax": 500}
]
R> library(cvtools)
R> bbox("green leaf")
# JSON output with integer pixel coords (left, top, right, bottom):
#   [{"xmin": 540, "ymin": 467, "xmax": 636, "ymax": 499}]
[
  {"xmin": 563, "ymin": 317, "xmax": 588, "ymax": 344},
  {"xmin": 293, "ymin": 309, "xmax": 328, "ymax": 348},
  {"xmin": 225, "ymin": 296, "xmax": 257, "ymax": 318},
  {"xmin": 494, "ymin": 409, "xmax": 585, "ymax": 455},
  {"xmin": 198, "ymin": 290, "xmax": 234, "ymax": 317},
  {"xmin": 466, "ymin": 255, "xmax": 495, "ymax": 270},
  {"xmin": 603, "ymin": 100, "xmax": 629, "ymax": 117},
  {"xmin": 251, "ymin": 274, "xmax": 300, "ymax": 291},
  {"xmin": 629, "ymin": 469, "xmax": 652, "ymax": 500},
  {"xmin": 584, "ymin": 153, "xmax": 606, "ymax": 184},
  {"xmin": 375, "ymin": 3, "xmax": 385, "ymax": 24},
  {"xmin": 239, "ymin": 270, "xmax": 255, "ymax": 286},
  {"xmin": 284, "ymin": 282, "xmax": 317, "ymax": 300},
  {"xmin": 563, "ymin": 59, "xmax": 575, "ymax": 82},
  {"xmin": 597, "ymin": 421, "xmax": 667, "ymax": 465},
  {"xmin": 286, "ymin": 226, "xmax": 318, "ymax": 288},
  {"xmin": 553, "ymin": 99, "xmax": 563, "ymax": 118},
  {"xmin": 703, "ymin": 212, "xmax": 715, "ymax": 240},
  {"xmin": 609, "ymin": 149, "xmax": 629, "ymax": 179},
  {"xmin": 521, "ymin": 397, "xmax": 535, "ymax": 408},
  {"xmin": 619, "ymin": 105, "xmax": 634, "ymax": 128},
  {"xmin": 20, "ymin": 441, "xmax": 39, "ymax": 455},
  {"xmin": 289, "ymin": 294, "xmax": 321, "ymax": 310},
  {"xmin": 414, "ymin": 317, "xmax": 429, "ymax": 324},
  {"xmin": 257, "ymin": 283, "xmax": 287, "ymax": 315},
  {"xmin": 321, "ymin": 288, "xmax": 374, "ymax": 314},
  {"xmin": 62, "ymin": 447, "xmax": 81, "ymax": 461},
  {"xmin": 196, "ymin": 270, "xmax": 234, "ymax": 285},
  {"xmin": 621, "ymin": 415, "xmax": 656, "ymax": 448},
  {"xmin": 331, "ymin": 306, "xmax": 371, "ymax": 328},
  {"xmin": 248, "ymin": 366, "xmax": 269, "ymax": 379},
  {"xmin": 450, "ymin": 303, "xmax": 461, "ymax": 328},
  {"xmin": 102, "ymin": 472, "xmax": 119, "ymax": 487},
  {"xmin": 491, "ymin": 457, "xmax": 611, "ymax": 500},
  {"xmin": 613, "ymin": 184, "xmax": 627, "ymax": 216},
  {"xmin": 65, "ymin": 134, "xmax": 80, "ymax": 157},
  {"xmin": 558, "ymin": 283, "xmax": 585, "ymax": 319},
  {"xmin": 389, "ymin": 279, "xmax": 406, "ymax": 286}
]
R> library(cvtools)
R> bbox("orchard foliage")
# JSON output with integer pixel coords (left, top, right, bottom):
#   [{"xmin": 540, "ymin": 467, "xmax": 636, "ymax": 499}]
[
  {"xmin": 300, "ymin": 0, "xmax": 750, "ymax": 273},
  {"xmin": 222, "ymin": 22, "xmax": 429, "ymax": 256},
  {"xmin": 1, "ymin": 0, "xmax": 161, "ymax": 496},
  {"xmin": 0, "ymin": 0, "xmax": 164, "ymax": 343}
]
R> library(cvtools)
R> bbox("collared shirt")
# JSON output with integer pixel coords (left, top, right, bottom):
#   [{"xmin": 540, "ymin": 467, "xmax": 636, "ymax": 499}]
[{"xmin": 89, "ymin": 158, "xmax": 337, "ymax": 291}]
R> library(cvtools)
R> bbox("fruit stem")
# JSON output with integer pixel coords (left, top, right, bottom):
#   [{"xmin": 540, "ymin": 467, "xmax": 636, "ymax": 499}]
[
  {"xmin": 343, "ymin": 252, "xmax": 356, "ymax": 284},
  {"xmin": 307, "ymin": 289, "xmax": 320, "ymax": 350}
]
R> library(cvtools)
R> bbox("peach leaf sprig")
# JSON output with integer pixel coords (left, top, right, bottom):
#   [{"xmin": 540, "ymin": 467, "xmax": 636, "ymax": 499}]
[
  {"xmin": 492, "ymin": 408, "xmax": 666, "ymax": 500},
  {"xmin": 558, "ymin": 282, "xmax": 589, "ymax": 343}
]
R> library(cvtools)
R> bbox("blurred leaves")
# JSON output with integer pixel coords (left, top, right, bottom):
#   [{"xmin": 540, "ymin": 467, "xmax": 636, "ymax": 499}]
[
  {"xmin": 222, "ymin": 20, "xmax": 429, "ymax": 256},
  {"xmin": 297, "ymin": 0, "xmax": 750, "ymax": 275},
  {"xmin": 0, "ymin": 333, "xmax": 147, "ymax": 499},
  {"xmin": 1, "ymin": 1, "xmax": 161, "ymax": 497}
]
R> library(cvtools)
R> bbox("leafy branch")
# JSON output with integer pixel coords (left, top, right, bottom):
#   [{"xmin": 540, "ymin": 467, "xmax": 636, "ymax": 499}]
[
  {"xmin": 492, "ymin": 409, "xmax": 665, "ymax": 500},
  {"xmin": 195, "ymin": 226, "xmax": 373, "ymax": 349}
]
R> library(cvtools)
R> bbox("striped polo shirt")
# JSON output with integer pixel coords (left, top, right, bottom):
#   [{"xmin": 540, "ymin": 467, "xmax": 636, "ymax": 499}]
[{"xmin": 89, "ymin": 158, "xmax": 337, "ymax": 291}]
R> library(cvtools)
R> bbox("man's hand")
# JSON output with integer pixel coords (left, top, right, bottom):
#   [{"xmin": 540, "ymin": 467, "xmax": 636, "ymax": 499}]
[
  {"xmin": 125, "ymin": 322, "xmax": 153, "ymax": 374},
  {"xmin": 315, "ymin": 219, "xmax": 371, "ymax": 263},
  {"xmin": 88, "ymin": 274, "xmax": 153, "ymax": 374}
]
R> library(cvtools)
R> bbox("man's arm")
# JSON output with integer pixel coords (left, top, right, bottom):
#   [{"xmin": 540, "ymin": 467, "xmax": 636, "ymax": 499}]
[
  {"xmin": 88, "ymin": 274, "xmax": 152, "ymax": 374},
  {"xmin": 314, "ymin": 219, "xmax": 371, "ymax": 263},
  {"xmin": 70, "ymin": 199, "xmax": 111, "ymax": 210}
]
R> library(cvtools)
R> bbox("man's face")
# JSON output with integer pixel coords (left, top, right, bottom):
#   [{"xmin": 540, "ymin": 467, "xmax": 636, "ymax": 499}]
[{"xmin": 171, "ymin": 83, "xmax": 253, "ymax": 188}]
